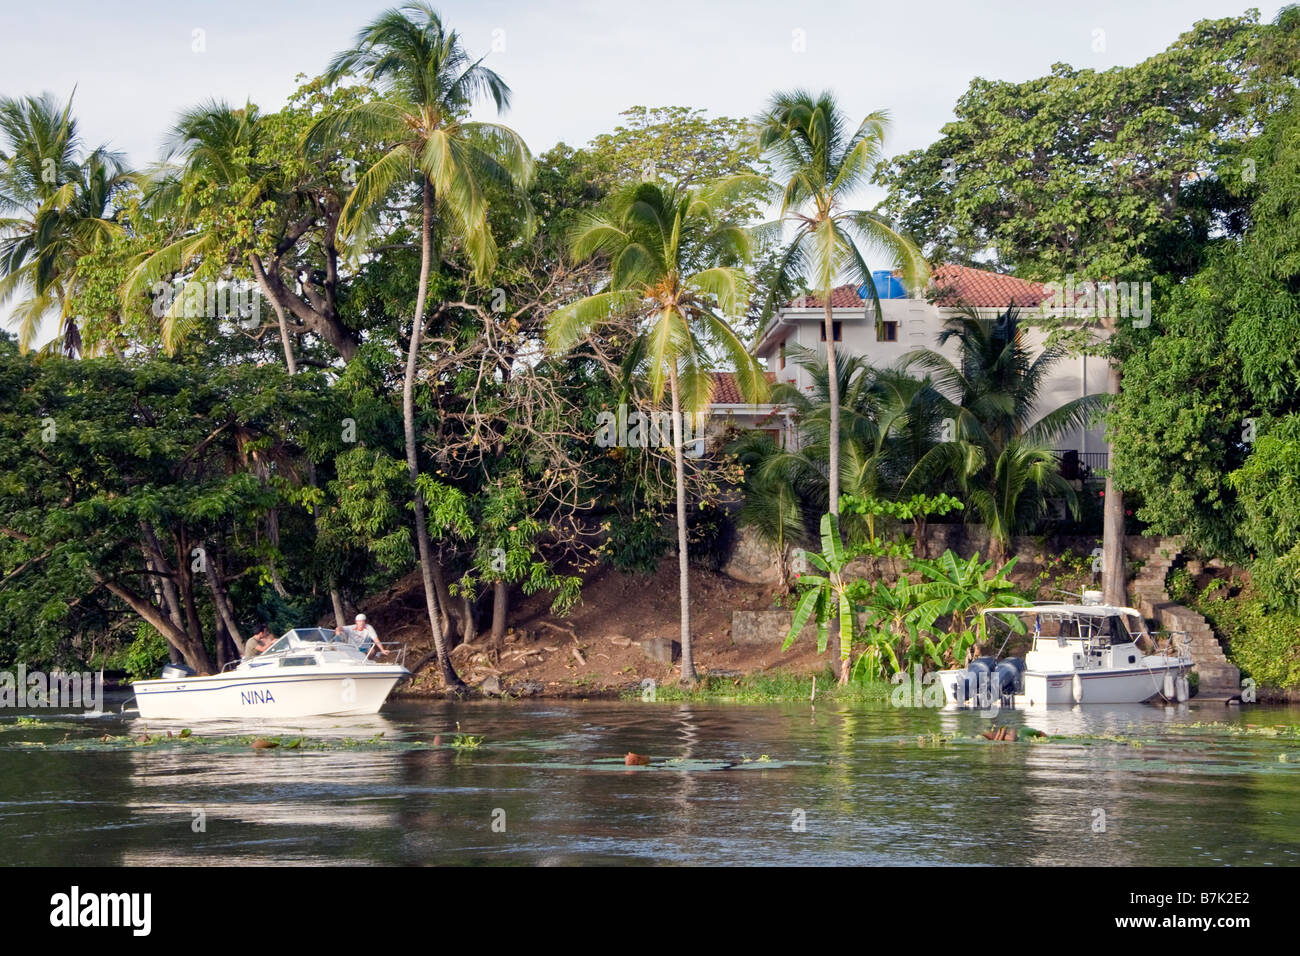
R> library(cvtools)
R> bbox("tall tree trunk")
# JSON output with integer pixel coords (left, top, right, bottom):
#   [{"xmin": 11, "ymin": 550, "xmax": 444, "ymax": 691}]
[
  {"xmin": 824, "ymin": 299, "xmax": 841, "ymax": 517},
  {"xmin": 1101, "ymin": 362, "xmax": 1127, "ymax": 606},
  {"xmin": 305, "ymin": 461, "xmax": 346, "ymax": 628},
  {"xmin": 141, "ymin": 536, "xmax": 184, "ymax": 664},
  {"xmin": 825, "ymin": 298, "xmax": 845, "ymax": 680},
  {"xmin": 251, "ymin": 254, "xmax": 297, "ymax": 375},
  {"xmin": 989, "ymin": 535, "xmax": 1006, "ymax": 570},
  {"xmin": 96, "ymin": 575, "xmax": 212, "ymax": 674},
  {"xmin": 408, "ymin": 178, "xmax": 464, "ymax": 693},
  {"xmin": 491, "ymin": 579, "xmax": 508, "ymax": 647},
  {"xmin": 669, "ymin": 365, "xmax": 697, "ymax": 685},
  {"xmin": 176, "ymin": 543, "xmax": 207, "ymax": 663},
  {"xmin": 206, "ymin": 547, "xmax": 245, "ymax": 654},
  {"xmin": 215, "ymin": 616, "xmax": 230, "ymax": 671},
  {"xmin": 431, "ymin": 557, "xmax": 462, "ymax": 645}
]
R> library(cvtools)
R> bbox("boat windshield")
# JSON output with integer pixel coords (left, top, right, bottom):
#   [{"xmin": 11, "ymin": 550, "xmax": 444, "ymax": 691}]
[{"xmin": 284, "ymin": 627, "xmax": 344, "ymax": 645}]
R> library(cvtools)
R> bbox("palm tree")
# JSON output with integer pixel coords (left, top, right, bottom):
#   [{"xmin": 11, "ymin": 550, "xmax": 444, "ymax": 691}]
[
  {"xmin": 548, "ymin": 180, "xmax": 766, "ymax": 684},
  {"xmin": 127, "ymin": 101, "xmax": 301, "ymax": 364},
  {"xmin": 0, "ymin": 91, "xmax": 130, "ymax": 354},
  {"xmin": 754, "ymin": 90, "xmax": 929, "ymax": 518},
  {"xmin": 733, "ymin": 345, "xmax": 950, "ymax": 549},
  {"xmin": 905, "ymin": 305, "xmax": 1103, "ymax": 564},
  {"xmin": 306, "ymin": 3, "xmax": 532, "ymax": 693}
]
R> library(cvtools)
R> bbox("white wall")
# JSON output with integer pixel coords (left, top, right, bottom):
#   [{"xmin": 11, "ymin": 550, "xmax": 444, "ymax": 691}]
[{"xmin": 752, "ymin": 299, "xmax": 1107, "ymax": 456}]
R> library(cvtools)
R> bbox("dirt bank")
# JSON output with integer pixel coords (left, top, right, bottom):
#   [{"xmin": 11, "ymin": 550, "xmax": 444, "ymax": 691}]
[{"xmin": 348, "ymin": 557, "xmax": 835, "ymax": 698}]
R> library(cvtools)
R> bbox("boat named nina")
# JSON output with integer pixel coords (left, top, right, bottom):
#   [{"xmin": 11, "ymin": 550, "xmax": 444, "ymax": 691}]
[{"xmin": 131, "ymin": 627, "xmax": 410, "ymax": 720}]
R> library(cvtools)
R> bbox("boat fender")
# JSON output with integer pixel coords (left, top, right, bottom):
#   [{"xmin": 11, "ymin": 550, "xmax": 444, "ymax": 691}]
[
  {"xmin": 1176, "ymin": 675, "xmax": 1189, "ymax": 702},
  {"xmin": 1072, "ymin": 673, "xmax": 1084, "ymax": 704},
  {"xmin": 1163, "ymin": 672, "xmax": 1175, "ymax": 699}
]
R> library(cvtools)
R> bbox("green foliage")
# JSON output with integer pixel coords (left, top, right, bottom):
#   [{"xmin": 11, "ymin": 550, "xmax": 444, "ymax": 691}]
[
  {"xmin": 785, "ymin": 500, "xmax": 1026, "ymax": 681},
  {"xmin": 875, "ymin": 12, "xmax": 1300, "ymax": 278},
  {"xmin": 1196, "ymin": 584, "xmax": 1300, "ymax": 689},
  {"xmin": 1229, "ymin": 414, "xmax": 1300, "ymax": 606},
  {"xmin": 1110, "ymin": 101, "xmax": 1300, "ymax": 601},
  {"xmin": 121, "ymin": 623, "xmax": 170, "ymax": 681},
  {"xmin": 447, "ymin": 477, "xmax": 582, "ymax": 617},
  {"xmin": 604, "ymin": 511, "xmax": 669, "ymax": 574},
  {"xmin": 913, "ymin": 551, "xmax": 1028, "ymax": 654},
  {"xmin": 0, "ymin": 338, "xmax": 339, "ymax": 668},
  {"xmin": 905, "ymin": 307, "xmax": 1096, "ymax": 554}
]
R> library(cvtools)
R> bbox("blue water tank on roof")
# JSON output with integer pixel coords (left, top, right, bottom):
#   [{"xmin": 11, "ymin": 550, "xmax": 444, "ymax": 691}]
[{"xmin": 857, "ymin": 270, "xmax": 908, "ymax": 300}]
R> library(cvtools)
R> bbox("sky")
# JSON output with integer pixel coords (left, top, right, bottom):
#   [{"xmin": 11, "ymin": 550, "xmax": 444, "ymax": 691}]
[{"xmin": 0, "ymin": 0, "xmax": 1287, "ymax": 346}]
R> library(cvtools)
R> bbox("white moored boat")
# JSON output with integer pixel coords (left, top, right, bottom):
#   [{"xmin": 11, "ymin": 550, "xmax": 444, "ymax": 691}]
[
  {"xmin": 131, "ymin": 627, "xmax": 410, "ymax": 720},
  {"xmin": 936, "ymin": 602, "xmax": 1193, "ymax": 708}
]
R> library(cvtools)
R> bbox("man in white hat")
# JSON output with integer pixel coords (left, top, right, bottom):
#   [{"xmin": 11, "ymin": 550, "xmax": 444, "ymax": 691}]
[{"xmin": 335, "ymin": 613, "xmax": 388, "ymax": 660}]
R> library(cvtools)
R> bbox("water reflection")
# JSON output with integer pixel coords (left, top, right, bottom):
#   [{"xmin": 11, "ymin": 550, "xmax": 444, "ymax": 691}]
[{"xmin": 0, "ymin": 697, "xmax": 1297, "ymax": 865}]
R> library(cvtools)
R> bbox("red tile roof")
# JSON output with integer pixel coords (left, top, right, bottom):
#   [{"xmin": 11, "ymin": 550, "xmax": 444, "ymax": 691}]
[
  {"xmin": 788, "ymin": 285, "xmax": 867, "ymax": 309},
  {"xmin": 786, "ymin": 264, "xmax": 1053, "ymax": 310},
  {"xmin": 711, "ymin": 371, "xmax": 744, "ymax": 403},
  {"xmin": 929, "ymin": 263, "xmax": 1053, "ymax": 308}
]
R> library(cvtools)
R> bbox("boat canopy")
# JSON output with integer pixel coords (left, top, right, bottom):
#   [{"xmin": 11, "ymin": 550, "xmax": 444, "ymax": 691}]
[{"xmin": 980, "ymin": 604, "xmax": 1143, "ymax": 619}]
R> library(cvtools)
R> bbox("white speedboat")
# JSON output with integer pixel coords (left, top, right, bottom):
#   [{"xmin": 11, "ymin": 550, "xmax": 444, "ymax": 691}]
[
  {"xmin": 936, "ymin": 603, "xmax": 1193, "ymax": 708},
  {"xmin": 131, "ymin": 627, "xmax": 410, "ymax": 720}
]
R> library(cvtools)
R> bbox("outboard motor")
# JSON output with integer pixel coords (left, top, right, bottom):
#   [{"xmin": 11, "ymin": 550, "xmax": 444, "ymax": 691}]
[
  {"xmin": 994, "ymin": 657, "xmax": 1026, "ymax": 703},
  {"xmin": 964, "ymin": 657, "xmax": 998, "ymax": 708},
  {"xmin": 160, "ymin": 663, "xmax": 195, "ymax": 680}
]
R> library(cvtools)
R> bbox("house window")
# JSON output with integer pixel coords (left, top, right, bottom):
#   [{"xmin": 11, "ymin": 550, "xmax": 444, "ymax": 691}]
[
  {"xmin": 877, "ymin": 321, "xmax": 898, "ymax": 342},
  {"xmin": 819, "ymin": 321, "xmax": 842, "ymax": 342},
  {"xmin": 779, "ymin": 340, "xmax": 786, "ymax": 370}
]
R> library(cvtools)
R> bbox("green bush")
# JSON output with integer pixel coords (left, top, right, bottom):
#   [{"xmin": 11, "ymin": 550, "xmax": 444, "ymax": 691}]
[
  {"xmin": 605, "ymin": 511, "xmax": 668, "ymax": 573},
  {"xmin": 1166, "ymin": 566, "xmax": 1196, "ymax": 604},
  {"xmin": 1198, "ymin": 586, "xmax": 1300, "ymax": 689},
  {"xmin": 123, "ymin": 624, "xmax": 170, "ymax": 681}
]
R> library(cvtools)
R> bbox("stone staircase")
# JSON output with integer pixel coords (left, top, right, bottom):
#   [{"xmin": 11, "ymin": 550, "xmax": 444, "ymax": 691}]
[{"xmin": 1128, "ymin": 536, "xmax": 1240, "ymax": 698}]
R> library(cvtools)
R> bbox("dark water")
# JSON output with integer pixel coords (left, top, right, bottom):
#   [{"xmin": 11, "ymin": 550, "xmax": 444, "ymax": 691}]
[{"xmin": 2, "ymin": 694, "xmax": 1298, "ymax": 865}]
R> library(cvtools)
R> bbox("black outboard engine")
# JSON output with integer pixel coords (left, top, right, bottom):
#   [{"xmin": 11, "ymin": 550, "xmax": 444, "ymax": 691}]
[
  {"xmin": 961, "ymin": 657, "xmax": 998, "ymax": 708},
  {"xmin": 160, "ymin": 663, "xmax": 195, "ymax": 680},
  {"xmin": 993, "ymin": 657, "xmax": 1026, "ymax": 703}
]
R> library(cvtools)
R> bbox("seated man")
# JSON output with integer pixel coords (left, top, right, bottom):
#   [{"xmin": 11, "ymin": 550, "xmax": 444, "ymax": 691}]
[
  {"xmin": 243, "ymin": 624, "xmax": 274, "ymax": 659},
  {"xmin": 335, "ymin": 613, "xmax": 388, "ymax": 660}
]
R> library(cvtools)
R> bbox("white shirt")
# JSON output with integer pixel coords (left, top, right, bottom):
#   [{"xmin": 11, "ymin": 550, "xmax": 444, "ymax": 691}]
[{"xmin": 343, "ymin": 623, "xmax": 379, "ymax": 644}]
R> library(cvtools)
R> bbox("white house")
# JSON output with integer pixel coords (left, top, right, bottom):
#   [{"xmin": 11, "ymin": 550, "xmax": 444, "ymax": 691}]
[{"xmin": 710, "ymin": 263, "xmax": 1111, "ymax": 475}]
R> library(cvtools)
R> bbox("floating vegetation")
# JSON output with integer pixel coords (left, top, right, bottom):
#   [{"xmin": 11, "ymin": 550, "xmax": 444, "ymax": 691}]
[
  {"xmin": 1172, "ymin": 722, "xmax": 1300, "ymax": 738},
  {"xmin": 449, "ymin": 722, "xmax": 483, "ymax": 751}
]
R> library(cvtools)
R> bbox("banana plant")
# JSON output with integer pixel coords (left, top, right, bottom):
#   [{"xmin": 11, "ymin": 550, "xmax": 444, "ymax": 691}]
[
  {"xmin": 784, "ymin": 512, "xmax": 859, "ymax": 683},
  {"xmin": 857, "ymin": 576, "xmax": 949, "ymax": 678},
  {"xmin": 913, "ymin": 550, "xmax": 1029, "ymax": 663}
]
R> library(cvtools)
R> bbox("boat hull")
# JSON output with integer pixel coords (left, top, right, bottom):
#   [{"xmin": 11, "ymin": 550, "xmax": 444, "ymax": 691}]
[
  {"xmin": 132, "ymin": 667, "xmax": 408, "ymax": 720},
  {"xmin": 938, "ymin": 662, "xmax": 1191, "ymax": 708}
]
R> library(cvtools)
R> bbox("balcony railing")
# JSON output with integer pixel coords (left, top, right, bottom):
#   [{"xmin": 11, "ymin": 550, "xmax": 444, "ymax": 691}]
[{"xmin": 1053, "ymin": 449, "xmax": 1108, "ymax": 479}]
